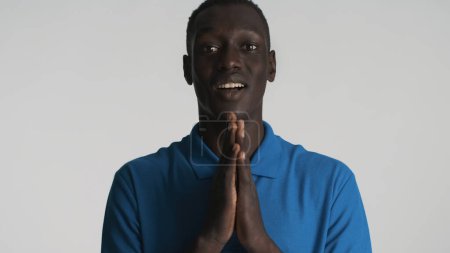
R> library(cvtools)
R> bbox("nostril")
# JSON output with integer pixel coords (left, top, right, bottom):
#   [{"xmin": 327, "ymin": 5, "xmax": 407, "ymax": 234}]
[{"xmin": 218, "ymin": 49, "xmax": 242, "ymax": 70}]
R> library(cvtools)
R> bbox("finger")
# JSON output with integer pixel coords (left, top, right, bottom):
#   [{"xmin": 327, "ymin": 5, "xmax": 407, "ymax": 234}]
[
  {"xmin": 227, "ymin": 118, "xmax": 237, "ymax": 152},
  {"xmin": 221, "ymin": 120, "xmax": 237, "ymax": 162},
  {"xmin": 228, "ymin": 111, "xmax": 237, "ymax": 121},
  {"xmin": 236, "ymin": 119, "xmax": 245, "ymax": 151},
  {"xmin": 236, "ymin": 150, "xmax": 252, "ymax": 190},
  {"xmin": 213, "ymin": 143, "xmax": 239, "ymax": 194},
  {"xmin": 223, "ymin": 144, "xmax": 239, "ymax": 200},
  {"xmin": 219, "ymin": 112, "xmax": 236, "ymax": 162}
]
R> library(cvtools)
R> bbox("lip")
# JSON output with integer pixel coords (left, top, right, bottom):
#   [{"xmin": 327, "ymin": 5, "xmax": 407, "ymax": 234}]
[
  {"xmin": 212, "ymin": 80, "xmax": 247, "ymax": 101},
  {"xmin": 216, "ymin": 82, "xmax": 246, "ymax": 89},
  {"xmin": 213, "ymin": 77, "xmax": 248, "ymax": 90}
]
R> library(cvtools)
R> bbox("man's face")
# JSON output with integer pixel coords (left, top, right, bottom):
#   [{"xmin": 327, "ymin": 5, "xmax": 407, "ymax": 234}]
[{"xmin": 184, "ymin": 4, "xmax": 276, "ymax": 119}]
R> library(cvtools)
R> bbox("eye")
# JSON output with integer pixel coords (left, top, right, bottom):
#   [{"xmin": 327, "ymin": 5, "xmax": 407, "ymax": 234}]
[
  {"xmin": 203, "ymin": 45, "xmax": 219, "ymax": 54},
  {"xmin": 244, "ymin": 43, "xmax": 258, "ymax": 52}
]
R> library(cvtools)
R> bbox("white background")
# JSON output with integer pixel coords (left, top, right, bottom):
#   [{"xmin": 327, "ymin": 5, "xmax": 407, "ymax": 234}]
[{"xmin": 1, "ymin": 0, "xmax": 449, "ymax": 252}]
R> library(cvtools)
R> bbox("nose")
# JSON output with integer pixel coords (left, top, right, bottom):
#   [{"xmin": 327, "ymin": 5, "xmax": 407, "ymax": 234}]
[{"xmin": 217, "ymin": 45, "xmax": 241, "ymax": 71}]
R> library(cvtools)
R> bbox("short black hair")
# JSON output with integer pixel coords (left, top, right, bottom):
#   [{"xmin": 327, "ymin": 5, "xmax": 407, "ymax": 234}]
[{"xmin": 186, "ymin": 0, "xmax": 271, "ymax": 55}]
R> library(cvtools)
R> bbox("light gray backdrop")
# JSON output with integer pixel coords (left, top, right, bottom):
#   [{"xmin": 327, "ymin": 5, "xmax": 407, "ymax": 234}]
[{"xmin": 1, "ymin": 0, "xmax": 449, "ymax": 252}]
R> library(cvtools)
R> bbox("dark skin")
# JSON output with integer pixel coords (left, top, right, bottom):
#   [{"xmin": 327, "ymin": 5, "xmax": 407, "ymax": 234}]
[{"xmin": 183, "ymin": 4, "xmax": 279, "ymax": 253}]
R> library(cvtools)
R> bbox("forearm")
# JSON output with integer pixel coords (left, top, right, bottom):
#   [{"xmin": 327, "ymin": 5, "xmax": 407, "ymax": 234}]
[
  {"xmin": 244, "ymin": 234, "xmax": 281, "ymax": 253},
  {"xmin": 188, "ymin": 234, "xmax": 225, "ymax": 253}
]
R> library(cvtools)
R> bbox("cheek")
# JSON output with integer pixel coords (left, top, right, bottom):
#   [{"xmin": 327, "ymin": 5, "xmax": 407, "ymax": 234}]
[
  {"xmin": 253, "ymin": 66, "xmax": 268, "ymax": 83},
  {"xmin": 194, "ymin": 57, "xmax": 216, "ymax": 76},
  {"xmin": 247, "ymin": 56, "xmax": 267, "ymax": 74}
]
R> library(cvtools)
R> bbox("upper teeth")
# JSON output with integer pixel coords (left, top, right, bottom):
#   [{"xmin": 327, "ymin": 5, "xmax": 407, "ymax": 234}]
[{"xmin": 218, "ymin": 83, "xmax": 245, "ymax": 89}]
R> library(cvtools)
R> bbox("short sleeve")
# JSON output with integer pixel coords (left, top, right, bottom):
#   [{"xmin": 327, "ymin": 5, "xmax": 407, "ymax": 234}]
[
  {"xmin": 101, "ymin": 166, "xmax": 141, "ymax": 253},
  {"xmin": 325, "ymin": 173, "xmax": 372, "ymax": 253}
]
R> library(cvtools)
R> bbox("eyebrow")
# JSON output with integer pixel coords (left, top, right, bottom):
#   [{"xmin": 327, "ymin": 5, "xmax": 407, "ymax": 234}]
[{"xmin": 195, "ymin": 27, "xmax": 215, "ymax": 38}]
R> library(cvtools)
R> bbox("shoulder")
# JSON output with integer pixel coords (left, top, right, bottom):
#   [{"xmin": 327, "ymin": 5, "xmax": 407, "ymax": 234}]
[
  {"xmin": 114, "ymin": 137, "xmax": 188, "ymax": 184},
  {"xmin": 277, "ymin": 135, "xmax": 355, "ymax": 192},
  {"xmin": 280, "ymin": 135, "xmax": 353, "ymax": 172}
]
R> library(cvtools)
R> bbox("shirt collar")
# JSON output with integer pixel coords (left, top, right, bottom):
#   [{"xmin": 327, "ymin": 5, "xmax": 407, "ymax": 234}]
[{"xmin": 185, "ymin": 121, "xmax": 283, "ymax": 180}]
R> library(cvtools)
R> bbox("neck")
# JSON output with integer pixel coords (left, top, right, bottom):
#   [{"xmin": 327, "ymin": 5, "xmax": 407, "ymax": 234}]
[{"xmin": 198, "ymin": 112, "xmax": 265, "ymax": 159}]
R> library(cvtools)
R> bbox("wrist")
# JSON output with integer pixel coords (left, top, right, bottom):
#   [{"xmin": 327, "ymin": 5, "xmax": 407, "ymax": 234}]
[
  {"xmin": 243, "ymin": 234, "xmax": 281, "ymax": 253},
  {"xmin": 190, "ymin": 233, "xmax": 225, "ymax": 253}
]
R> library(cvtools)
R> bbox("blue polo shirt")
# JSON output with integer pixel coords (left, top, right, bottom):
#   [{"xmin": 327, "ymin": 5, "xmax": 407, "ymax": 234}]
[{"xmin": 102, "ymin": 122, "xmax": 371, "ymax": 253}]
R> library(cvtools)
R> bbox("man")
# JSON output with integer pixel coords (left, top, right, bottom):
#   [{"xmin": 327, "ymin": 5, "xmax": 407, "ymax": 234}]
[{"xmin": 101, "ymin": 0, "xmax": 372, "ymax": 252}]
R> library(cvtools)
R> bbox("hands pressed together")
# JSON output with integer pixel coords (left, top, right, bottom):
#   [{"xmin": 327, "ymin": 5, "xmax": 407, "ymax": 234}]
[{"xmin": 191, "ymin": 113, "xmax": 280, "ymax": 253}]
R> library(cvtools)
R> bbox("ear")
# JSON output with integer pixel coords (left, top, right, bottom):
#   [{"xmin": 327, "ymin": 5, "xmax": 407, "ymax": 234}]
[
  {"xmin": 183, "ymin": 55, "xmax": 192, "ymax": 85},
  {"xmin": 267, "ymin": 50, "xmax": 276, "ymax": 82}
]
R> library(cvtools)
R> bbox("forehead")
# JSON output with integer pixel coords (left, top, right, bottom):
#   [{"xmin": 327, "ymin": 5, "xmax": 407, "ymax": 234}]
[{"xmin": 193, "ymin": 4, "xmax": 268, "ymax": 40}]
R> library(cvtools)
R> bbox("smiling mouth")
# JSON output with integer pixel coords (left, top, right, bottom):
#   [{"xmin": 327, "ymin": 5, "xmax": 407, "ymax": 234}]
[{"xmin": 217, "ymin": 82, "xmax": 246, "ymax": 90}]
